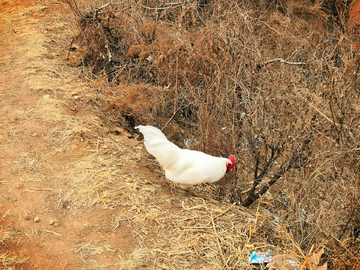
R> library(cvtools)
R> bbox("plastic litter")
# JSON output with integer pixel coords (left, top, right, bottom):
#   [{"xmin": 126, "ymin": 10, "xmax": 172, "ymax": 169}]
[{"xmin": 249, "ymin": 250, "xmax": 272, "ymax": 265}]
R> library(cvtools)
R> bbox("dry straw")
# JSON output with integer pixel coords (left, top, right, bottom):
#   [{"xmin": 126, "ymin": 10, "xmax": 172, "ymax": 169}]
[{"xmin": 61, "ymin": 0, "xmax": 359, "ymax": 268}]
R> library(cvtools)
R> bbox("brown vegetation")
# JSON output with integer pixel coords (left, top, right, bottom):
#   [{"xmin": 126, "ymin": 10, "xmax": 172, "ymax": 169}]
[{"xmin": 64, "ymin": 0, "xmax": 360, "ymax": 268}]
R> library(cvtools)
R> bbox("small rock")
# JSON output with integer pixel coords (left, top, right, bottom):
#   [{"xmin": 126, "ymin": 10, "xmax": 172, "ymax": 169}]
[
  {"xmin": 29, "ymin": 159, "xmax": 36, "ymax": 166},
  {"xmin": 114, "ymin": 127, "xmax": 122, "ymax": 134},
  {"xmin": 16, "ymin": 184, "xmax": 23, "ymax": 189},
  {"xmin": 34, "ymin": 216, "xmax": 40, "ymax": 223},
  {"xmin": 24, "ymin": 214, "xmax": 31, "ymax": 220},
  {"xmin": 125, "ymin": 178, "xmax": 133, "ymax": 183},
  {"xmin": 49, "ymin": 219, "xmax": 59, "ymax": 226}
]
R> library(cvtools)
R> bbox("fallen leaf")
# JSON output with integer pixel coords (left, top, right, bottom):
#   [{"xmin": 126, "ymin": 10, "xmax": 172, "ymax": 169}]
[
  {"xmin": 268, "ymin": 254, "xmax": 301, "ymax": 270},
  {"xmin": 308, "ymin": 248, "xmax": 324, "ymax": 266}
]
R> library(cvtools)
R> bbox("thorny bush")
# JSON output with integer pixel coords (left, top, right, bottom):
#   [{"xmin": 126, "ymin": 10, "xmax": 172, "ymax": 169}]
[{"xmin": 65, "ymin": 0, "xmax": 359, "ymax": 268}]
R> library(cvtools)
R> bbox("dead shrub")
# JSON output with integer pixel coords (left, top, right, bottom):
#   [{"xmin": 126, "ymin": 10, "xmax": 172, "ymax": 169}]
[{"xmin": 65, "ymin": 0, "xmax": 360, "ymax": 268}]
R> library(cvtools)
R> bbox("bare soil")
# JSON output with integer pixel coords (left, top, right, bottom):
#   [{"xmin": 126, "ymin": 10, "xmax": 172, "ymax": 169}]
[{"xmin": 0, "ymin": 0, "xmax": 140, "ymax": 268}]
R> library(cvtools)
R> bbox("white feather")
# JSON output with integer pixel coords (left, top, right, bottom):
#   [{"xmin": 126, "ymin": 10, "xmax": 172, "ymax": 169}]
[{"xmin": 135, "ymin": 125, "xmax": 231, "ymax": 188}]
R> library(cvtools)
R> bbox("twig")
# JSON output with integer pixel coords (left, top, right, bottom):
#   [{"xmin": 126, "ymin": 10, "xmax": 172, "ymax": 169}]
[
  {"xmin": 75, "ymin": 243, "xmax": 91, "ymax": 253},
  {"xmin": 287, "ymin": 16, "xmax": 317, "ymax": 52},
  {"xmin": 161, "ymin": 104, "xmax": 191, "ymax": 132},
  {"xmin": 193, "ymin": 241, "xmax": 209, "ymax": 263},
  {"xmin": 338, "ymin": 207, "xmax": 355, "ymax": 241},
  {"xmin": 43, "ymin": 230, "xmax": 61, "ymax": 237},
  {"xmin": 29, "ymin": 188, "xmax": 56, "ymax": 192},
  {"xmin": 206, "ymin": 205, "xmax": 235, "ymax": 225},
  {"xmin": 2, "ymin": 210, "xmax": 11, "ymax": 219},
  {"xmin": 113, "ymin": 217, "xmax": 136, "ymax": 231},
  {"xmin": 260, "ymin": 21, "xmax": 281, "ymax": 34},
  {"xmin": 210, "ymin": 211, "xmax": 231, "ymax": 270},
  {"xmin": 294, "ymin": 87, "xmax": 339, "ymax": 126},
  {"xmin": 213, "ymin": 205, "xmax": 235, "ymax": 220},
  {"xmin": 152, "ymin": 249, "xmax": 167, "ymax": 254},
  {"xmin": 246, "ymin": 200, "xmax": 261, "ymax": 245},
  {"xmin": 24, "ymin": 232, "xmax": 31, "ymax": 240},
  {"xmin": 97, "ymin": 0, "xmax": 129, "ymax": 11},
  {"xmin": 41, "ymin": 208, "xmax": 53, "ymax": 214},
  {"xmin": 263, "ymin": 58, "xmax": 306, "ymax": 66},
  {"xmin": 139, "ymin": 2, "xmax": 183, "ymax": 10},
  {"xmin": 204, "ymin": 200, "xmax": 231, "ymax": 270}
]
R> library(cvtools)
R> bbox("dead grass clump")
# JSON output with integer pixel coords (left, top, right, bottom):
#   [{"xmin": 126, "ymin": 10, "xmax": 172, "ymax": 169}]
[
  {"xmin": 0, "ymin": 226, "xmax": 16, "ymax": 244},
  {"xmin": 59, "ymin": 136, "xmax": 154, "ymax": 209},
  {"xmin": 0, "ymin": 227, "xmax": 28, "ymax": 268},
  {"xmin": 66, "ymin": 0, "xmax": 360, "ymax": 268},
  {"xmin": 36, "ymin": 95, "xmax": 67, "ymax": 122},
  {"xmin": 105, "ymin": 83, "xmax": 168, "ymax": 125}
]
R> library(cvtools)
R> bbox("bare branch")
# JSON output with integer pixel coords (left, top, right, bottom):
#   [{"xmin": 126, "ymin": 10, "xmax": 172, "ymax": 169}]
[{"xmin": 263, "ymin": 58, "xmax": 306, "ymax": 66}]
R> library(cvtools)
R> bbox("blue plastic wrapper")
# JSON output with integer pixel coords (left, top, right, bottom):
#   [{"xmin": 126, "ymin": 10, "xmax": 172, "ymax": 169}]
[{"xmin": 249, "ymin": 250, "xmax": 272, "ymax": 265}]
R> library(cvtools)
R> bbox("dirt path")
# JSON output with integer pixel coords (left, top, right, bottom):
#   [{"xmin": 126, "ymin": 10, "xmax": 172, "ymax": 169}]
[
  {"xmin": 0, "ymin": 0, "xmax": 139, "ymax": 268},
  {"xmin": 0, "ymin": 0, "xmax": 86, "ymax": 268}
]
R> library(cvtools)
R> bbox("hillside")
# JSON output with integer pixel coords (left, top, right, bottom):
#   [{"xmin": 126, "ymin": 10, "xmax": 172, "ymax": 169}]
[{"xmin": 0, "ymin": 0, "xmax": 359, "ymax": 269}]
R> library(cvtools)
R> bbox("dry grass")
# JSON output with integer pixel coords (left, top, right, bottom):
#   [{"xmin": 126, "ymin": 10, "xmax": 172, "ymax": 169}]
[
  {"xmin": 54, "ymin": 0, "xmax": 360, "ymax": 268},
  {"xmin": 0, "ymin": 227, "xmax": 28, "ymax": 268}
]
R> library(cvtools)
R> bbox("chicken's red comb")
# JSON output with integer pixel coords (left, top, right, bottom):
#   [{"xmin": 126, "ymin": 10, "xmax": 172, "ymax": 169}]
[{"xmin": 229, "ymin": 155, "xmax": 236, "ymax": 165}]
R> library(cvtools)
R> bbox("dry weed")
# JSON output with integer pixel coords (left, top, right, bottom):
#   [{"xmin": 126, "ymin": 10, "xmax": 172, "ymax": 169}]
[{"xmin": 64, "ymin": 0, "xmax": 360, "ymax": 268}]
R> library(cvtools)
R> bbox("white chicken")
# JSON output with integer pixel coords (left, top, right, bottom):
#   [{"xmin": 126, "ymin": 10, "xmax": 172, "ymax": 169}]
[{"xmin": 135, "ymin": 125, "xmax": 236, "ymax": 189}]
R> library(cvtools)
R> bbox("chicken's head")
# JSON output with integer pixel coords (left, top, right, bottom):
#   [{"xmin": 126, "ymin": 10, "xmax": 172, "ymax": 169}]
[{"xmin": 226, "ymin": 155, "xmax": 236, "ymax": 173}]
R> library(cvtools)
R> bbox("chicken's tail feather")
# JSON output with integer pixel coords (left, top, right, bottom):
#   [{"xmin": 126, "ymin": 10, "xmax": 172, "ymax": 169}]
[
  {"xmin": 135, "ymin": 125, "xmax": 168, "ymax": 141},
  {"xmin": 135, "ymin": 125, "xmax": 180, "ymax": 170}
]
